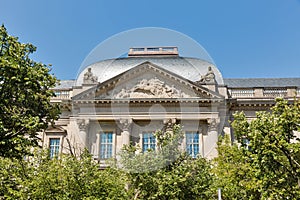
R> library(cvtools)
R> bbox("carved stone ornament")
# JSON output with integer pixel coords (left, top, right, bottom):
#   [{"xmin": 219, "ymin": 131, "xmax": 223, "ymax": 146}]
[
  {"xmin": 83, "ymin": 68, "xmax": 98, "ymax": 84},
  {"xmin": 163, "ymin": 118, "xmax": 176, "ymax": 132},
  {"xmin": 198, "ymin": 66, "xmax": 216, "ymax": 84},
  {"xmin": 77, "ymin": 119, "xmax": 89, "ymax": 131},
  {"xmin": 114, "ymin": 77, "xmax": 191, "ymax": 98},
  {"xmin": 119, "ymin": 118, "xmax": 133, "ymax": 131},
  {"xmin": 207, "ymin": 118, "xmax": 219, "ymax": 132}
]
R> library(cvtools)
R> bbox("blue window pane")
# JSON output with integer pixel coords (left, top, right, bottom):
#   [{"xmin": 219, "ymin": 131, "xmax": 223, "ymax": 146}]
[
  {"xmin": 100, "ymin": 132, "xmax": 113, "ymax": 159},
  {"xmin": 49, "ymin": 138, "xmax": 60, "ymax": 158},
  {"xmin": 142, "ymin": 133, "xmax": 156, "ymax": 152},
  {"xmin": 186, "ymin": 132, "xmax": 200, "ymax": 158}
]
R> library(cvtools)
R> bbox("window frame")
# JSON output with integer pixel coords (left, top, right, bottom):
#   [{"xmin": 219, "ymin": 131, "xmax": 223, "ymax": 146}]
[
  {"xmin": 185, "ymin": 131, "xmax": 201, "ymax": 158},
  {"xmin": 49, "ymin": 138, "xmax": 61, "ymax": 158},
  {"xmin": 140, "ymin": 132, "xmax": 156, "ymax": 152},
  {"xmin": 99, "ymin": 132, "xmax": 115, "ymax": 159}
]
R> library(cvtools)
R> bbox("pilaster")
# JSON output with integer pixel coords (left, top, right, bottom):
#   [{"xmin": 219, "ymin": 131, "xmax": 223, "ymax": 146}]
[
  {"xmin": 119, "ymin": 118, "xmax": 133, "ymax": 146},
  {"xmin": 76, "ymin": 119, "xmax": 90, "ymax": 148}
]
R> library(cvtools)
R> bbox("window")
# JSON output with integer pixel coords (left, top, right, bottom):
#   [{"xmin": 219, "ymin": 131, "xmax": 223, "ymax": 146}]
[
  {"xmin": 132, "ymin": 48, "xmax": 144, "ymax": 52},
  {"xmin": 162, "ymin": 47, "xmax": 175, "ymax": 51},
  {"xmin": 49, "ymin": 138, "xmax": 60, "ymax": 158},
  {"xmin": 142, "ymin": 133, "xmax": 156, "ymax": 152},
  {"xmin": 242, "ymin": 138, "xmax": 250, "ymax": 150},
  {"xmin": 100, "ymin": 132, "xmax": 113, "ymax": 159},
  {"xmin": 186, "ymin": 132, "xmax": 200, "ymax": 158},
  {"xmin": 147, "ymin": 47, "xmax": 159, "ymax": 51}
]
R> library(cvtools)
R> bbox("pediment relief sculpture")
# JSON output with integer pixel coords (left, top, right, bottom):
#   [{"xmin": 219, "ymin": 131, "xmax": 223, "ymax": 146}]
[{"xmin": 114, "ymin": 77, "xmax": 191, "ymax": 99}]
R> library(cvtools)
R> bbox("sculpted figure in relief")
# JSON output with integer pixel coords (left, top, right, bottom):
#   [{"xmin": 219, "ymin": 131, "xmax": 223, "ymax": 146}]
[
  {"xmin": 83, "ymin": 68, "xmax": 98, "ymax": 84},
  {"xmin": 199, "ymin": 66, "xmax": 216, "ymax": 84},
  {"xmin": 114, "ymin": 78, "xmax": 191, "ymax": 98}
]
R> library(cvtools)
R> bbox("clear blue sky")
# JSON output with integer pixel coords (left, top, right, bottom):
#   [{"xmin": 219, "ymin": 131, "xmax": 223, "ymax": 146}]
[{"xmin": 1, "ymin": 0, "xmax": 300, "ymax": 80}]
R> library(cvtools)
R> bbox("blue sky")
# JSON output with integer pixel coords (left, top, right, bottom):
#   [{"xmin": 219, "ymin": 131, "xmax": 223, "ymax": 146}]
[{"xmin": 1, "ymin": 0, "xmax": 300, "ymax": 80}]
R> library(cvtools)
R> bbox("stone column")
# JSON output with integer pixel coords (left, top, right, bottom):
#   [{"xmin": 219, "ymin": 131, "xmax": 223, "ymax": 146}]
[
  {"xmin": 204, "ymin": 118, "xmax": 220, "ymax": 159},
  {"xmin": 198, "ymin": 126, "xmax": 204, "ymax": 157},
  {"xmin": 119, "ymin": 118, "xmax": 132, "ymax": 146},
  {"xmin": 77, "ymin": 119, "xmax": 90, "ymax": 148}
]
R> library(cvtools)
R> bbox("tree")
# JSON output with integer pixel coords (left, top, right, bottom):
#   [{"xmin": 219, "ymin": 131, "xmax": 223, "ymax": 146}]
[
  {"xmin": 0, "ymin": 149, "xmax": 128, "ymax": 199},
  {"xmin": 118, "ymin": 124, "xmax": 214, "ymax": 199},
  {"xmin": 214, "ymin": 98, "xmax": 300, "ymax": 199},
  {"xmin": 0, "ymin": 25, "xmax": 59, "ymax": 159},
  {"xmin": 212, "ymin": 135, "xmax": 261, "ymax": 199}
]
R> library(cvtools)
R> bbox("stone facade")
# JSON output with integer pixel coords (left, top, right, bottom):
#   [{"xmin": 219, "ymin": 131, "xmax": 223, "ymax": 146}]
[{"xmin": 45, "ymin": 47, "xmax": 300, "ymax": 162}]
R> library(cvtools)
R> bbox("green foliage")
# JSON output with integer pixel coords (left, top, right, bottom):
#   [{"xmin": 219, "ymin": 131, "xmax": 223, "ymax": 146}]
[
  {"xmin": 214, "ymin": 98, "xmax": 300, "ymax": 199},
  {"xmin": 0, "ymin": 150, "xmax": 127, "ymax": 199},
  {"xmin": 119, "ymin": 124, "xmax": 214, "ymax": 199},
  {"xmin": 212, "ymin": 135, "xmax": 260, "ymax": 199},
  {"xmin": 119, "ymin": 124, "xmax": 184, "ymax": 173},
  {"xmin": 0, "ymin": 25, "xmax": 60, "ymax": 159}
]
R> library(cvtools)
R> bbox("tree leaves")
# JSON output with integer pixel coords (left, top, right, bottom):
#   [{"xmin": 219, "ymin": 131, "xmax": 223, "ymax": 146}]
[
  {"xmin": 0, "ymin": 25, "xmax": 60, "ymax": 159},
  {"xmin": 119, "ymin": 125, "xmax": 214, "ymax": 199},
  {"xmin": 214, "ymin": 98, "xmax": 300, "ymax": 199},
  {"xmin": 0, "ymin": 150, "xmax": 128, "ymax": 199}
]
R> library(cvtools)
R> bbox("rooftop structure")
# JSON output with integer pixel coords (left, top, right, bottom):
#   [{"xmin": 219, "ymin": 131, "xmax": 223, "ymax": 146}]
[{"xmin": 128, "ymin": 46, "xmax": 179, "ymax": 57}]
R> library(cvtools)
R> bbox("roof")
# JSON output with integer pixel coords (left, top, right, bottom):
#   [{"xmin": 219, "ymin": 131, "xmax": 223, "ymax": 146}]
[
  {"xmin": 72, "ymin": 61, "xmax": 224, "ymax": 101},
  {"xmin": 54, "ymin": 80, "xmax": 75, "ymax": 89},
  {"xmin": 53, "ymin": 78, "xmax": 300, "ymax": 90},
  {"xmin": 76, "ymin": 56, "xmax": 223, "ymax": 85},
  {"xmin": 224, "ymin": 78, "xmax": 300, "ymax": 88}
]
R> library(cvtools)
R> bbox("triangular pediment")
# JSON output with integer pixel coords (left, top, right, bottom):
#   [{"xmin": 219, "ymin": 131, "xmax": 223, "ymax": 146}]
[
  {"xmin": 72, "ymin": 62, "xmax": 224, "ymax": 101},
  {"xmin": 45, "ymin": 126, "xmax": 67, "ymax": 134}
]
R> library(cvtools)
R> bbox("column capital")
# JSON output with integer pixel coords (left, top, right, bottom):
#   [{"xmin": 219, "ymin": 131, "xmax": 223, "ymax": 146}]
[
  {"xmin": 118, "ymin": 118, "xmax": 133, "ymax": 132},
  {"xmin": 163, "ymin": 118, "xmax": 176, "ymax": 132},
  {"xmin": 77, "ymin": 119, "xmax": 90, "ymax": 131},
  {"xmin": 207, "ymin": 118, "xmax": 219, "ymax": 132}
]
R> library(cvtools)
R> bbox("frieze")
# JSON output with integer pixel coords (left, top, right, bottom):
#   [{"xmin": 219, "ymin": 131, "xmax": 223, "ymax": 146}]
[{"xmin": 114, "ymin": 77, "xmax": 191, "ymax": 98}]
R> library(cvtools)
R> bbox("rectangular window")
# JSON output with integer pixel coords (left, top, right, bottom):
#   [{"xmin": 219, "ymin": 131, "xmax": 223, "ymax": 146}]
[
  {"xmin": 147, "ymin": 47, "xmax": 159, "ymax": 51},
  {"xmin": 100, "ymin": 132, "xmax": 113, "ymax": 159},
  {"xmin": 186, "ymin": 132, "xmax": 200, "ymax": 158},
  {"xmin": 242, "ymin": 138, "xmax": 250, "ymax": 150},
  {"xmin": 142, "ymin": 133, "xmax": 156, "ymax": 152},
  {"xmin": 49, "ymin": 138, "xmax": 60, "ymax": 158},
  {"xmin": 162, "ymin": 47, "xmax": 175, "ymax": 51},
  {"xmin": 132, "ymin": 48, "xmax": 144, "ymax": 52}
]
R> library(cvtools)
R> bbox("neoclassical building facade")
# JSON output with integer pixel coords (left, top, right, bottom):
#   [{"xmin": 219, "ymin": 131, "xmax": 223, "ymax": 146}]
[{"xmin": 46, "ymin": 47, "xmax": 300, "ymax": 161}]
